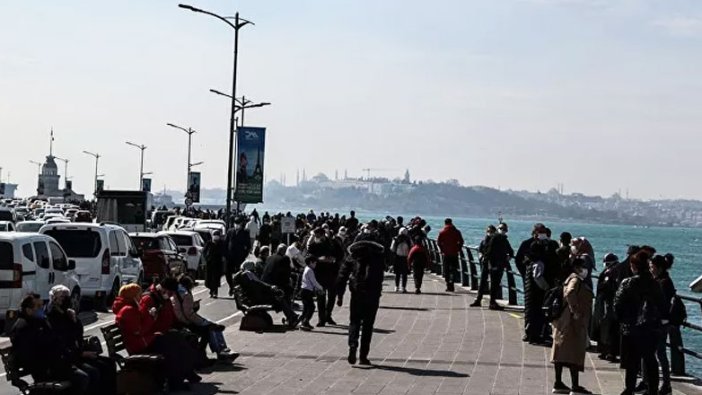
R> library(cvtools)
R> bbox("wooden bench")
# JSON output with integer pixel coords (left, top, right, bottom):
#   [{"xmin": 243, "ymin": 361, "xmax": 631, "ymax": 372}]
[
  {"xmin": 0, "ymin": 345, "xmax": 71, "ymax": 395},
  {"xmin": 100, "ymin": 323, "xmax": 163, "ymax": 369}
]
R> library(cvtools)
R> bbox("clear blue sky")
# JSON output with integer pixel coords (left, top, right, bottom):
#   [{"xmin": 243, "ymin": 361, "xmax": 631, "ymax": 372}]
[{"xmin": 1, "ymin": 0, "xmax": 702, "ymax": 199}]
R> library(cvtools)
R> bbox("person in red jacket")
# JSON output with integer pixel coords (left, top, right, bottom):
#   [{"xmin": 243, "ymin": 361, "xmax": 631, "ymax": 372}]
[
  {"xmin": 407, "ymin": 236, "xmax": 431, "ymax": 294},
  {"xmin": 113, "ymin": 282, "xmax": 201, "ymax": 391},
  {"xmin": 139, "ymin": 278, "xmax": 178, "ymax": 334},
  {"xmin": 437, "ymin": 218, "xmax": 464, "ymax": 292}
]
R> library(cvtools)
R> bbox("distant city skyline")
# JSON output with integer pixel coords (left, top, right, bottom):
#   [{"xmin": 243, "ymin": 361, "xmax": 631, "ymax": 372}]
[{"xmin": 2, "ymin": 1, "xmax": 702, "ymax": 200}]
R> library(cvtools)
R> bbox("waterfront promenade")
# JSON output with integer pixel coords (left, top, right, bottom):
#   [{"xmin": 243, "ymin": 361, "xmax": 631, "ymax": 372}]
[{"xmin": 1, "ymin": 274, "xmax": 701, "ymax": 394}]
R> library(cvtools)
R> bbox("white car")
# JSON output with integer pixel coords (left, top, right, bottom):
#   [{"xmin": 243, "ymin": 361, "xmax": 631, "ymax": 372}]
[
  {"xmin": 162, "ymin": 231, "xmax": 204, "ymax": 277},
  {"xmin": 15, "ymin": 221, "xmax": 45, "ymax": 233},
  {"xmin": 163, "ymin": 215, "xmax": 180, "ymax": 232},
  {"xmin": 45, "ymin": 217, "xmax": 71, "ymax": 225},
  {"xmin": 0, "ymin": 233, "xmax": 82, "ymax": 316},
  {"xmin": 40, "ymin": 223, "xmax": 144, "ymax": 310},
  {"xmin": 0, "ymin": 221, "xmax": 16, "ymax": 232}
]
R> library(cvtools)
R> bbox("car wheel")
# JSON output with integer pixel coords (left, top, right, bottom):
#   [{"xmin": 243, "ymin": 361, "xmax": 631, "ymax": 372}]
[{"xmin": 71, "ymin": 289, "xmax": 81, "ymax": 313}]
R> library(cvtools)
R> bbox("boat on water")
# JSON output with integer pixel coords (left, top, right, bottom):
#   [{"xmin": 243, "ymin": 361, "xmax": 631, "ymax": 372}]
[{"xmin": 691, "ymin": 274, "xmax": 702, "ymax": 293}]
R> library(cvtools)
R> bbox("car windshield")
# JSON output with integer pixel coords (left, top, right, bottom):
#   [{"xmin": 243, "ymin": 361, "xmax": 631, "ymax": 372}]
[
  {"xmin": 170, "ymin": 235, "xmax": 193, "ymax": 246},
  {"xmin": 0, "ymin": 242, "xmax": 13, "ymax": 270},
  {"xmin": 132, "ymin": 237, "xmax": 159, "ymax": 251},
  {"xmin": 16, "ymin": 223, "xmax": 42, "ymax": 232},
  {"xmin": 44, "ymin": 229, "xmax": 102, "ymax": 258}
]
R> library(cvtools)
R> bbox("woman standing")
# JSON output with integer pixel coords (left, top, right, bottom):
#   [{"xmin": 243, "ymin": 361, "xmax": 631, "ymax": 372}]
[
  {"xmin": 643, "ymin": 255, "xmax": 675, "ymax": 395},
  {"xmin": 551, "ymin": 258, "xmax": 594, "ymax": 395},
  {"xmin": 390, "ymin": 228, "xmax": 412, "ymax": 293},
  {"xmin": 204, "ymin": 230, "xmax": 225, "ymax": 298},
  {"xmin": 615, "ymin": 251, "xmax": 664, "ymax": 395}
]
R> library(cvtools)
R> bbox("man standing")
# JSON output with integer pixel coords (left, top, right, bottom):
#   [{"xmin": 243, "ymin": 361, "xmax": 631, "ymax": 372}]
[
  {"xmin": 225, "ymin": 217, "xmax": 251, "ymax": 297},
  {"xmin": 484, "ymin": 222, "xmax": 514, "ymax": 309},
  {"xmin": 437, "ymin": 218, "xmax": 464, "ymax": 292},
  {"xmin": 245, "ymin": 216, "xmax": 259, "ymax": 249},
  {"xmin": 336, "ymin": 230, "xmax": 386, "ymax": 366},
  {"xmin": 307, "ymin": 228, "xmax": 339, "ymax": 326}
]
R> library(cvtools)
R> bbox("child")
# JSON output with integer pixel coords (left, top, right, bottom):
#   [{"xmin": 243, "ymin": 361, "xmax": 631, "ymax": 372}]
[{"xmin": 300, "ymin": 255, "xmax": 324, "ymax": 331}]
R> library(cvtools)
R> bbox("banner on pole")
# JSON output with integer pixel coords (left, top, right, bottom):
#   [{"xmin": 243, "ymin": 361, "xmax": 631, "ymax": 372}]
[
  {"xmin": 142, "ymin": 178, "xmax": 152, "ymax": 193},
  {"xmin": 234, "ymin": 127, "xmax": 266, "ymax": 203},
  {"xmin": 188, "ymin": 172, "xmax": 201, "ymax": 203},
  {"xmin": 96, "ymin": 179, "xmax": 104, "ymax": 193}
]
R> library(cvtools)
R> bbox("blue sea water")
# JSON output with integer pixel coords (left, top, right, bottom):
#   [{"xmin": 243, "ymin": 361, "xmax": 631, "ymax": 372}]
[{"xmin": 255, "ymin": 207, "xmax": 702, "ymax": 377}]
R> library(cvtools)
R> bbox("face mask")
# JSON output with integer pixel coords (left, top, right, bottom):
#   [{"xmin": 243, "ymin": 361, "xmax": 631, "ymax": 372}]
[
  {"xmin": 576, "ymin": 268, "xmax": 588, "ymax": 279},
  {"xmin": 537, "ymin": 233, "xmax": 547, "ymax": 240},
  {"xmin": 33, "ymin": 308, "xmax": 46, "ymax": 320},
  {"xmin": 571, "ymin": 246, "xmax": 578, "ymax": 255},
  {"xmin": 499, "ymin": 230, "xmax": 507, "ymax": 235}
]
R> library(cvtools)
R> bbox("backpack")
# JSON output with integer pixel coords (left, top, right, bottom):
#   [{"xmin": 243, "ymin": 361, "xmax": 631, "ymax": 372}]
[
  {"xmin": 543, "ymin": 286, "xmax": 566, "ymax": 322},
  {"xmin": 532, "ymin": 261, "xmax": 549, "ymax": 290},
  {"xmin": 669, "ymin": 294, "xmax": 688, "ymax": 326}
]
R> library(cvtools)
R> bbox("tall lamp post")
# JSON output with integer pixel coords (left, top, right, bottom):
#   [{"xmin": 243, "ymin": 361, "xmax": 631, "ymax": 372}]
[
  {"xmin": 125, "ymin": 141, "xmax": 147, "ymax": 189},
  {"xmin": 54, "ymin": 157, "xmax": 70, "ymax": 189},
  {"xmin": 209, "ymin": 89, "xmax": 270, "ymax": 127},
  {"xmin": 166, "ymin": 123, "xmax": 203, "ymax": 194},
  {"xmin": 178, "ymin": 3, "xmax": 253, "ymax": 224},
  {"xmin": 83, "ymin": 151, "xmax": 100, "ymax": 197}
]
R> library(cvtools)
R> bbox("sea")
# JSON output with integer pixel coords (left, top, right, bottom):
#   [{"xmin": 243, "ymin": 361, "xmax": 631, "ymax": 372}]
[{"xmin": 254, "ymin": 207, "xmax": 702, "ymax": 377}]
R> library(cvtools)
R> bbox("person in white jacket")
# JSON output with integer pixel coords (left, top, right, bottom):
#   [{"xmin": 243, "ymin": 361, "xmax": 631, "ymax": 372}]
[
  {"xmin": 245, "ymin": 216, "xmax": 260, "ymax": 248},
  {"xmin": 299, "ymin": 255, "xmax": 324, "ymax": 331}
]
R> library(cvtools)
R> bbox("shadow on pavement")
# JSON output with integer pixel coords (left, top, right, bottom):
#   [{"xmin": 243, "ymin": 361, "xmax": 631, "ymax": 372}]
[
  {"xmin": 198, "ymin": 363, "xmax": 247, "ymax": 374},
  {"xmin": 188, "ymin": 382, "xmax": 239, "ymax": 394},
  {"xmin": 371, "ymin": 364, "xmax": 469, "ymax": 378},
  {"xmin": 334, "ymin": 325, "xmax": 395, "ymax": 334},
  {"xmin": 378, "ymin": 306, "xmax": 430, "ymax": 311}
]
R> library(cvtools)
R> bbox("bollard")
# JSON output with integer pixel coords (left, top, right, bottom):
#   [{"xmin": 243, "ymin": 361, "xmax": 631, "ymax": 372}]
[{"xmin": 669, "ymin": 325, "xmax": 686, "ymax": 376}]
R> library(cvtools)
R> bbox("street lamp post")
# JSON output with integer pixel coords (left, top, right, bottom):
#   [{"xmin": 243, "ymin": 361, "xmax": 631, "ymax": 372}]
[
  {"xmin": 54, "ymin": 157, "xmax": 70, "ymax": 189},
  {"xmin": 209, "ymin": 89, "xmax": 270, "ymax": 128},
  {"xmin": 83, "ymin": 151, "xmax": 100, "ymax": 197},
  {"xmin": 126, "ymin": 141, "xmax": 147, "ymax": 189},
  {"xmin": 166, "ymin": 123, "xmax": 202, "ymax": 195},
  {"xmin": 29, "ymin": 160, "xmax": 42, "ymax": 175},
  {"xmin": 179, "ymin": 3, "xmax": 253, "ymax": 225}
]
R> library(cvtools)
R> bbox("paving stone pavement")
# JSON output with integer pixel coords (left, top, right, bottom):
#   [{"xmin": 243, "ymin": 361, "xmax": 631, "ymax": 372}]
[{"xmin": 198, "ymin": 274, "xmax": 702, "ymax": 395}]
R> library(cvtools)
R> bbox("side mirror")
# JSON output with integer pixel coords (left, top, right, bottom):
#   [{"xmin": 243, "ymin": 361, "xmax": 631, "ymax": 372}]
[{"xmin": 68, "ymin": 259, "xmax": 76, "ymax": 270}]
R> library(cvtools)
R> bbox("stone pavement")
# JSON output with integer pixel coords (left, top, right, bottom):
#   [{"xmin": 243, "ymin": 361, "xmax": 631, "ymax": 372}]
[{"xmin": 202, "ymin": 275, "xmax": 702, "ymax": 395}]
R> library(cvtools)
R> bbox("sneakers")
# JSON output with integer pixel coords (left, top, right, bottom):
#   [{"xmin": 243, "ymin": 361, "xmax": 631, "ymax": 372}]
[
  {"xmin": 469, "ymin": 300, "xmax": 482, "ymax": 307},
  {"xmin": 569, "ymin": 386, "xmax": 592, "ymax": 395},
  {"xmin": 347, "ymin": 347, "xmax": 357, "ymax": 365},
  {"xmin": 394, "ymin": 286, "xmax": 400, "ymax": 292},
  {"xmin": 552, "ymin": 381, "xmax": 570, "ymax": 394},
  {"xmin": 217, "ymin": 349, "xmax": 240, "ymax": 361}
]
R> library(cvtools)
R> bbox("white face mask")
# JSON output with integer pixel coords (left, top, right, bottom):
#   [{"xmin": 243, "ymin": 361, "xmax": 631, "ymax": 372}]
[
  {"xmin": 571, "ymin": 246, "xmax": 578, "ymax": 255},
  {"xmin": 537, "ymin": 233, "xmax": 548, "ymax": 240}
]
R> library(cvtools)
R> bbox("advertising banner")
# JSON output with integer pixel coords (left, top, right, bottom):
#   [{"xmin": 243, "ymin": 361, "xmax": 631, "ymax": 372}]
[
  {"xmin": 142, "ymin": 178, "xmax": 152, "ymax": 193},
  {"xmin": 96, "ymin": 179, "xmax": 104, "ymax": 193},
  {"xmin": 234, "ymin": 127, "xmax": 266, "ymax": 203},
  {"xmin": 188, "ymin": 172, "xmax": 201, "ymax": 203}
]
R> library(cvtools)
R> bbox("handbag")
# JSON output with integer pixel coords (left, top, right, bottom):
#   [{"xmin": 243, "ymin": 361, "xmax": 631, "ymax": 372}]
[{"xmin": 83, "ymin": 335, "xmax": 103, "ymax": 355}]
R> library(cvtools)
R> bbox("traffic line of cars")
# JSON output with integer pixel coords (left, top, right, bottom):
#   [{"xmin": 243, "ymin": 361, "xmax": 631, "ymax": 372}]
[{"xmin": 0, "ymin": 202, "xmax": 222, "ymax": 321}]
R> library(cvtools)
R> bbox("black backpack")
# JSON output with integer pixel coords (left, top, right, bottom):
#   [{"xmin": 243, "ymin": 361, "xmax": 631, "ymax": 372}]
[
  {"xmin": 543, "ymin": 286, "xmax": 566, "ymax": 322},
  {"xmin": 669, "ymin": 294, "xmax": 688, "ymax": 326}
]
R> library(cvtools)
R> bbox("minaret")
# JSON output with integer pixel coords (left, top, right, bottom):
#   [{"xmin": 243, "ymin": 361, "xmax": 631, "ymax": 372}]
[
  {"xmin": 49, "ymin": 128, "xmax": 54, "ymax": 158},
  {"xmin": 296, "ymin": 169, "xmax": 300, "ymax": 186}
]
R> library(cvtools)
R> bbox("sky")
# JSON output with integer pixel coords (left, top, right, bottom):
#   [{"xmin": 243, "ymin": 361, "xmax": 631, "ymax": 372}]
[{"xmin": 1, "ymin": 0, "xmax": 702, "ymax": 200}]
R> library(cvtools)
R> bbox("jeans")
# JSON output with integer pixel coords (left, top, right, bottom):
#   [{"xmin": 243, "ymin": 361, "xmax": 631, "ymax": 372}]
[
  {"xmin": 300, "ymin": 289, "xmax": 316, "ymax": 325},
  {"xmin": 348, "ymin": 295, "xmax": 380, "ymax": 358},
  {"xmin": 207, "ymin": 328, "xmax": 228, "ymax": 353},
  {"xmin": 317, "ymin": 287, "xmax": 336, "ymax": 324},
  {"xmin": 442, "ymin": 255, "xmax": 459, "ymax": 285}
]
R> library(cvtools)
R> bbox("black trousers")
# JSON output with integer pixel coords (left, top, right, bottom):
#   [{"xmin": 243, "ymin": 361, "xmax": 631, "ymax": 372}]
[
  {"xmin": 476, "ymin": 265, "xmax": 504, "ymax": 305},
  {"xmin": 524, "ymin": 266, "xmax": 546, "ymax": 341},
  {"xmin": 78, "ymin": 356, "xmax": 117, "ymax": 395},
  {"xmin": 348, "ymin": 295, "xmax": 380, "ymax": 358},
  {"xmin": 442, "ymin": 255, "xmax": 459, "ymax": 285},
  {"xmin": 317, "ymin": 287, "xmax": 336, "ymax": 324},
  {"xmin": 300, "ymin": 289, "xmax": 316, "ymax": 325},
  {"xmin": 412, "ymin": 263, "xmax": 425, "ymax": 290},
  {"xmin": 622, "ymin": 331, "xmax": 659, "ymax": 392},
  {"xmin": 393, "ymin": 255, "xmax": 408, "ymax": 288}
]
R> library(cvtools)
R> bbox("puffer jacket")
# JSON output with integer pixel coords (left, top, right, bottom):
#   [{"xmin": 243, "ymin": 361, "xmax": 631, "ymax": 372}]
[
  {"xmin": 112, "ymin": 296, "xmax": 155, "ymax": 354},
  {"xmin": 336, "ymin": 240, "xmax": 386, "ymax": 300}
]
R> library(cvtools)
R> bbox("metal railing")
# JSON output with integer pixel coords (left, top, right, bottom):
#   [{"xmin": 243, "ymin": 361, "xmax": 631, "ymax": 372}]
[{"xmin": 425, "ymin": 239, "xmax": 702, "ymax": 377}]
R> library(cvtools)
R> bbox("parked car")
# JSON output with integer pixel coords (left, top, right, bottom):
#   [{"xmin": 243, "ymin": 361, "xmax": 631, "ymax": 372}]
[
  {"xmin": 0, "ymin": 232, "xmax": 81, "ymax": 317},
  {"xmin": 45, "ymin": 217, "xmax": 71, "ymax": 225},
  {"xmin": 15, "ymin": 221, "xmax": 45, "ymax": 233},
  {"xmin": 162, "ymin": 231, "xmax": 204, "ymax": 278},
  {"xmin": 129, "ymin": 233, "xmax": 187, "ymax": 283},
  {"xmin": 39, "ymin": 223, "xmax": 143, "ymax": 311},
  {"xmin": 65, "ymin": 208, "xmax": 79, "ymax": 220},
  {"xmin": 0, "ymin": 221, "xmax": 16, "ymax": 232},
  {"xmin": 74, "ymin": 210, "xmax": 93, "ymax": 223}
]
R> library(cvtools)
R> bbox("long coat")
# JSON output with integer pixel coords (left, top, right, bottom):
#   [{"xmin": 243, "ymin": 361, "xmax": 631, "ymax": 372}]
[{"xmin": 551, "ymin": 273, "xmax": 593, "ymax": 371}]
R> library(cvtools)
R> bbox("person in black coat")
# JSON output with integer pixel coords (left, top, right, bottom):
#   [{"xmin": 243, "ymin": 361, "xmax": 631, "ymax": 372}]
[
  {"xmin": 204, "ymin": 230, "xmax": 225, "ymax": 298},
  {"xmin": 336, "ymin": 238, "xmax": 386, "ymax": 366},
  {"xmin": 615, "ymin": 251, "xmax": 665, "ymax": 395},
  {"xmin": 47, "ymin": 285, "xmax": 117, "ymax": 395},
  {"xmin": 471, "ymin": 225, "xmax": 495, "ymax": 308},
  {"xmin": 307, "ymin": 228, "xmax": 341, "ymax": 326},
  {"xmin": 9, "ymin": 293, "xmax": 90, "ymax": 394},
  {"xmin": 225, "ymin": 218, "xmax": 252, "ymax": 297},
  {"xmin": 524, "ymin": 224, "xmax": 557, "ymax": 344},
  {"xmin": 262, "ymin": 244, "xmax": 294, "ymax": 301},
  {"xmin": 594, "ymin": 253, "xmax": 621, "ymax": 362}
]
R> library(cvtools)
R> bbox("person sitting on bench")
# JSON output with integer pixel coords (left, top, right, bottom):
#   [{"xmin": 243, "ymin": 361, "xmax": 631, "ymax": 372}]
[
  {"xmin": 172, "ymin": 275, "xmax": 239, "ymax": 362},
  {"xmin": 233, "ymin": 265, "xmax": 300, "ymax": 329}
]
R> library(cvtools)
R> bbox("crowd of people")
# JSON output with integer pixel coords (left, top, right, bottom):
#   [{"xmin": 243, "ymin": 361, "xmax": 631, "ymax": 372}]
[
  {"xmin": 470, "ymin": 221, "xmax": 683, "ymax": 395},
  {"xmin": 6, "ymin": 208, "xmax": 689, "ymax": 395}
]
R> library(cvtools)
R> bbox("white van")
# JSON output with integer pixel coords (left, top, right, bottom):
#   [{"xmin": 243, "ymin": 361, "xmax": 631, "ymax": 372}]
[
  {"xmin": 39, "ymin": 223, "xmax": 144, "ymax": 310},
  {"xmin": 0, "ymin": 233, "xmax": 81, "ymax": 317}
]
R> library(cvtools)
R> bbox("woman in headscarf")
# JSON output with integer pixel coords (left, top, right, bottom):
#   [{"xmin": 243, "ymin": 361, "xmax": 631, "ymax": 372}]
[
  {"xmin": 204, "ymin": 230, "xmax": 225, "ymax": 298},
  {"xmin": 47, "ymin": 285, "xmax": 117, "ymax": 395},
  {"xmin": 570, "ymin": 237, "xmax": 595, "ymax": 288},
  {"xmin": 551, "ymin": 258, "xmax": 594, "ymax": 395}
]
